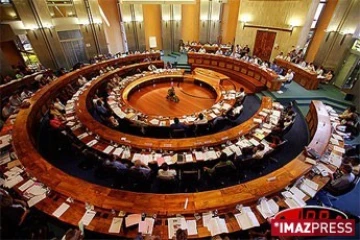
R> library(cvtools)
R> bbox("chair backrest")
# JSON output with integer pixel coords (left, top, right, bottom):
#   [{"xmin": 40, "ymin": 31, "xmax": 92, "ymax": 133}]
[
  {"xmin": 181, "ymin": 170, "xmax": 200, "ymax": 182},
  {"xmin": 214, "ymin": 164, "xmax": 236, "ymax": 177},
  {"xmin": 171, "ymin": 128, "xmax": 186, "ymax": 138},
  {"xmin": 330, "ymin": 176, "xmax": 360, "ymax": 196}
]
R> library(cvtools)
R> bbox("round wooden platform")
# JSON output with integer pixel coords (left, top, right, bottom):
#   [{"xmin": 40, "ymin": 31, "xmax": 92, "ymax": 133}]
[{"xmin": 127, "ymin": 82, "xmax": 216, "ymax": 117}]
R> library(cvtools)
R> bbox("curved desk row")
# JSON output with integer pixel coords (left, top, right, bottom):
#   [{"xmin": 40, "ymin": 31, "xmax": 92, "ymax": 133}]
[
  {"xmin": 187, "ymin": 53, "xmax": 282, "ymax": 92},
  {"xmin": 275, "ymin": 59, "xmax": 319, "ymax": 90},
  {"xmin": 4, "ymin": 47, "xmax": 340, "ymax": 239},
  {"xmin": 0, "ymin": 70, "xmax": 52, "ymax": 99},
  {"xmin": 5, "ymin": 98, "xmax": 340, "ymax": 239}
]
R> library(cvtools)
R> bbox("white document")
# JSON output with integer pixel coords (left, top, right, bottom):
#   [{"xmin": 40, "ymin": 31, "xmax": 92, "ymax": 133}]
[
  {"xmin": 222, "ymin": 147, "xmax": 233, "ymax": 157},
  {"xmin": 149, "ymin": 119, "xmax": 160, "ymax": 125},
  {"xmin": 185, "ymin": 154, "xmax": 193, "ymax": 162},
  {"xmin": 229, "ymin": 145, "xmax": 242, "ymax": 156},
  {"xmin": 168, "ymin": 217, "xmax": 187, "ymax": 239},
  {"xmin": 204, "ymin": 150, "xmax": 218, "ymax": 161},
  {"xmin": 113, "ymin": 147, "xmax": 124, "ymax": 157},
  {"xmin": 194, "ymin": 151, "xmax": 205, "ymax": 161},
  {"xmin": 4, "ymin": 175, "xmax": 24, "ymax": 189},
  {"xmin": 304, "ymin": 178, "xmax": 319, "ymax": 191},
  {"xmin": 79, "ymin": 210, "xmax": 96, "ymax": 226},
  {"xmin": 256, "ymin": 199, "xmax": 279, "ymax": 219},
  {"xmin": 299, "ymin": 183, "xmax": 317, "ymax": 198},
  {"xmin": 132, "ymin": 153, "xmax": 142, "ymax": 162},
  {"xmin": 0, "ymin": 153, "xmax": 11, "ymax": 166},
  {"xmin": 289, "ymin": 186, "xmax": 306, "ymax": 200},
  {"xmin": 236, "ymin": 139, "xmax": 252, "ymax": 148},
  {"xmin": 109, "ymin": 217, "xmax": 123, "ymax": 233},
  {"xmin": 4, "ymin": 166, "xmax": 23, "ymax": 178},
  {"xmin": 138, "ymin": 218, "xmax": 155, "ymax": 235},
  {"xmin": 333, "ymin": 146, "xmax": 345, "ymax": 154},
  {"xmin": 52, "ymin": 203, "xmax": 70, "ymax": 218},
  {"xmin": 253, "ymin": 118, "xmax": 263, "ymax": 123},
  {"xmin": 202, "ymin": 212, "xmax": 213, "ymax": 228},
  {"xmin": 18, "ymin": 179, "xmax": 35, "ymax": 192},
  {"xmin": 208, "ymin": 217, "xmax": 229, "ymax": 236},
  {"xmin": 186, "ymin": 220, "xmax": 198, "ymax": 235},
  {"xmin": 77, "ymin": 132, "xmax": 89, "ymax": 140},
  {"xmin": 329, "ymin": 152, "xmax": 342, "ymax": 168},
  {"xmin": 103, "ymin": 146, "xmax": 114, "ymax": 154},
  {"xmin": 284, "ymin": 194, "xmax": 306, "ymax": 209},
  {"xmin": 86, "ymin": 140, "xmax": 98, "ymax": 147},
  {"xmin": 235, "ymin": 211, "xmax": 260, "ymax": 230},
  {"xmin": 27, "ymin": 193, "xmax": 46, "ymax": 207},
  {"xmin": 125, "ymin": 214, "xmax": 141, "ymax": 227},
  {"xmin": 330, "ymin": 138, "xmax": 340, "ymax": 146},
  {"xmin": 25, "ymin": 184, "xmax": 47, "ymax": 196},
  {"xmin": 249, "ymin": 138, "xmax": 260, "ymax": 146}
]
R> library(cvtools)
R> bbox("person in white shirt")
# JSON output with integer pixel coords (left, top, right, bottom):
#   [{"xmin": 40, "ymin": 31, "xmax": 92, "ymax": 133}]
[
  {"xmin": 236, "ymin": 87, "xmax": 246, "ymax": 100},
  {"xmin": 20, "ymin": 89, "xmax": 33, "ymax": 101},
  {"xmin": 284, "ymin": 69, "xmax": 294, "ymax": 83},
  {"xmin": 198, "ymin": 46, "xmax": 206, "ymax": 53},
  {"xmin": 316, "ymin": 66, "xmax": 324, "ymax": 76},
  {"xmin": 9, "ymin": 94, "xmax": 22, "ymax": 107},
  {"xmin": 298, "ymin": 60, "xmax": 307, "ymax": 68},
  {"xmin": 241, "ymin": 53, "xmax": 250, "ymax": 62},
  {"xmin": 235, "ymin": 44, "xmax": 242, "ymax": 53},
  {"xmin": 305, "ymin": 63, "xmax": 315, "ymax": 72},
  {"xmin": 157, "ymin": 163, "xmax": 176, "ymax": 181},
  {"xmin": 275, "ymin": 52, "xmax": 284, "ymax": 59},
  {"xmin": 77, "ymin": 75, "xmax": 87, "ymax": 86},
  {"xmin": 215, "ymin": 48, "xmax": 223, "ymax": 55},
  {"xmin": 54, "ymin": 98, "xmax": 65, "ymax": 112},
  {"xmin": 252, "ymin": 144, "xmax": 268, "ymax": 159},
  {"xmin": 284, "ymin": 53, "xmax": 292, "ymax": 62}
]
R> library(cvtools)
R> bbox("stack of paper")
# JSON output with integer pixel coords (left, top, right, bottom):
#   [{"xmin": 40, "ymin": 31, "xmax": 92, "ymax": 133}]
[
  {"xmin": 139, "ymin": 217, "xmax": 155, "ymax": 235},
  {"xmin": 194, "ymin": 151, "xmax": 205, "ymax": 161},
  {"xmin": 256, "ymin": 199, "xmax": 279, "ymax": 219},
  {"xmin": 27, "ymin": 193, "xmax": 47, "ymax": 207},
  {"xmin": 18, "ymin": 179, "xmax": 35, "ymax": 191},
  {"xmin": 103, "ymin": 145, "xmax": 115, "ymax": 154},
  {"xmin": 222, "ymin": 147, "xmax": 233, "ymax": 157},
  {"xmin": 204, "ymin": 150, "xmax": 218, "ymax": 161},
  {"xmin": 79, "ymin": 210, "xmax": 96, "ymax": 226},
  {"xmin": 149, "ymin": 119, "xmax": 160, "ymax": 125},
  {"xmin": 249, "ymin": 138, "xmax": 260, "ymax": 146},
  {"xmin": 282, "ymin": 191, "xmax": 306, "ymax": 209},
  {"xmin": 113, "ymin": 147, "xmax": 124, "ymax": 157},
  {"xmin": 4, "ymin": 175, "xmax": 24, "ymax": 188},
  {"xmin": 253, "ymin": 118, "xmax": 262, "ymax": 123},
  {"xmin": 329, "ymin": 152, "xmax": 342, "ymax": 168},
  {"xmin": 86, "ymin": 140, "xmax": 98, "ymax": 147},
  {"xmin": 77, "ymin": 132, "xmax": 89, "ymax": 140},
  {"xmin": 185, "ymin": 154, "xmax": 193, "ymax": 162},
  {"xmin": 229, "ymin": 145, "xmax": 242, "ymax": 156},
  {"xmin": 52, "ymin": 203, "xmax": 70, "ymax": 218},
  {"xmin": 299, "ymin": 178, "xmax": 319, "ymax": 197},
  {"xmin": 168, "ymin": 217, "xmax": 187, "ymax": 239},
  {"xmin": 109, "ymin": 217, "xmax": 123, "ymax": 233},
  {"xmin": 0, "ymin": 153, "xmax": 11, "ymax": 166},
  {"xmin": 236, "ymin": 139, "xmax": 252, "ymax": 148},
  {"xmin": 234, "ymin": 206, "xmax": 260, "ymax": 230},
  {"xmin": 125, "ymin": 214, "xmax": 141, "ymax": 227},
  {"xmin": 208, "ymin": 217, "xmax": 229, "ymax": 236},
  {"xmin": 186, "ymin": 220, "xmax": 198, "ymax": 236}
]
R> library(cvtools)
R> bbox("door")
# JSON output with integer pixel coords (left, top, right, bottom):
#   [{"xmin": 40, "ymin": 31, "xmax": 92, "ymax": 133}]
[{"xmin": 253, "ymin": 30, "xmax": 276, "ymax": 61}]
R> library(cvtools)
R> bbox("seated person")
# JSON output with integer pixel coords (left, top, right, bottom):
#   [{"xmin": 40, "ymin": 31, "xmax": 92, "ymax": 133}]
[
  {"xmin": 9, "ymin": 94, "xmax": 22, "ymax": 107},
  {"xmin": 2, "ymin": 102, "xmax": 17, "ymax": 119},
  {"xmin": 252, "ymin": 144, "xmax": 268, "ymax": 159},
  {"xmin": 157, "ymin": 163, "xmax": 177, "ymax": 181},
  {"xmin": 50, "ymin": 104, "xmax": 65, "ymax": 121},
  {"xmin": 198, "ymin": 46, "xmax": 206, "ymax": 53},
  {"xmin": 283, "ymin": 69, "xmax": 294, "ymax": 83},
  {"xmin": 77, "ymin": 75, "xmax": 87, "ymax": 86},
  {"xmin": 49, "ymin": 114, "xmax": 66, "ymax": 130},
  {"xmin": 203, "ymin": 152, "xmax": 236, "ymax": 175},
  {"xmin": 194, "ymin": 113, "xmax": 208, "ymax": 124},
  {"xmin": 316, "ymin": 165, "xmax": 355, "ymax": 207},
  {"xmin": 275, "ymin": 52, "xmax": 284, "ymax": 59},
  {"xmin": 350, "ymin": 157, "xmax": 360, "ymax": 175},
  {"xmin": 170, "ymin": 117, "xmax": 188, "ymax": 130},
  {"xmin": 95, "ymin": 99, "xmax": 110, "ymax": 120},
  {"xmin": 321, "ymin": 70, "xmax": 333, "ymax": 84},
  {"xmin": 20, "ymin": 88, "xmax": 33, "ymax": 101},
  {"xmin": 339, "ymin": 106, "xmax": 357, "ymax": 121},
  {"xmin": 235, "ymin": 87, "xmax": 246, "ymax": 100},
  {"xmin": 215, "ymin": 48, "xmax": 223, "ymax": 55},
  {"xmin": 105, "ymin": 156, "xmax": 128, "ymax": 171},
  {"xmin": 108, "ymin": 116, "xmax": 119, "ymax": 128},
  {"xmin": 54, "ymin": 98, "xmax": 66, "ymax": 113},
  {"xmin": 0, "ymin": 187, "xmax": 29, "ymax": 227},
  {"xmin": 131, "ymin": 160, "xmax": 151, "ymax": 177}
]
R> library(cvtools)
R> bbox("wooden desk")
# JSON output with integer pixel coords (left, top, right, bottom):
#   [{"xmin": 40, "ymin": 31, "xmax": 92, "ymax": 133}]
[
  {"xmin": 190, "ymin": 45, "xmax": 232, "ymax": 53},
  {"xmin": 275, "ymin": 59, "xmax": 319, "ymax": 90},
  {"xmin": 0, "ymin": 70, "xmax": 52, "ymax": 99},
  {"xmin": 187, "ymin": 53, "xmax": 281, "ymax": 92},
  {"xmin": 7, "ymin": 50, "xmax": 336, "ymax": 238}
]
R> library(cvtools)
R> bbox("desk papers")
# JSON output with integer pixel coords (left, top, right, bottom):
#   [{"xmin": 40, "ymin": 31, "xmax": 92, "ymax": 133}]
[
  {"xmin": 168, "ymin": 217, "xmax": 187, "ymax": 239},
  {"xmin": 4, "ymin": 175, "xmax": 23, "ymax": 188},
  {"xmin": 194, "ymin": 151, "xmax": 204, "ymax": 161},
  {"xmin": 109, "ymin": 217, "xmax": 123, "ymax": 233},
  {"xmin": 186, "ymin": 220, "xmax": 198, "ymax": 236},
  {"xmin": 79, "ymin": 210, "xmax": 96, "ymax": 226},
  {"xmin": 299, "ymin": 178, "xmax": 319, "ymax": 198},
  {"xmin": 18, "ymin": 179, "xmax": 35, "ymax": 192},
  {"xmin": 27, "ymin": 193, "xmax": 46, "ymax": 207},
  {"xmin": 113, "ymin": 147, "xmax": 124, "ymax": 157},
  {"xmin": 289, "ymin": 186, "xmax": 307, "ymax": 200},
  {"xmin": 234, "ymin": 207, "xmax": 260, "ymax": 230},
  {"xmin": 282, "ymin": 191, "xmax": 306, "ymax": 209},
  {"xmin": 208, "ymin": 217, "xmax": 229, "ymax": 236},
  {"xmin": 204, "ymin": 150, "xmax": 218, "ymax": 161},
  {"xmin": 125, "ymin": 214, "xmax": 141, "ymax": 227},
  {"xmin": 103, "ymin": 146, "xmax": 114, "ymax": 154},
  {"xmin": 139, "ymin": 218, "xmax": 155, "ymax": 235},
  {"xmin": 52, "ymin": 203, "xmax": 70, "ymax": 218},
  {"xmin": 256, "ymin": 199, "xmax": 279, "ymax": 219}
]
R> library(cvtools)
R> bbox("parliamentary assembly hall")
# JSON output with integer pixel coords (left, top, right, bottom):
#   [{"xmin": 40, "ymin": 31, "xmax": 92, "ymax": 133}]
[{"xmin": 0, "ymin": 0, "xmax": 359, "ymax": 239}]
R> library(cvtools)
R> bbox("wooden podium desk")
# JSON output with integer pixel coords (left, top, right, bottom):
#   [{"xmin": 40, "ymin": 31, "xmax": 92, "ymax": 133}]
[
  {"xmin": 275, "ymin": 59, "xmax": 319, "ymax": 90},
  {"xmin": 188, "ymin": 53, "xmax": 281, "ymax": 92}
]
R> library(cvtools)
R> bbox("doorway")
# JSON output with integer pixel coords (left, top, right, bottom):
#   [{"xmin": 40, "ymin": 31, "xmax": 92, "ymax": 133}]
[{"xmin": 253, "ymin": 30, "xmax": 276, "ymax": 61}]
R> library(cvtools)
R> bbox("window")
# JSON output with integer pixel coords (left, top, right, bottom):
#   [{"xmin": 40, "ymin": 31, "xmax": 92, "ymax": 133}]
[
  {"xmin": 58, "ymin": 30, "xmax": 87, "ymax": 68},
  {"xmin": 14, "ymin": 34, "xmax": 40, "ymax": 69},
  {"xmin": 46, "ymin": 0, "xmax": 76, "ymax": 18}
]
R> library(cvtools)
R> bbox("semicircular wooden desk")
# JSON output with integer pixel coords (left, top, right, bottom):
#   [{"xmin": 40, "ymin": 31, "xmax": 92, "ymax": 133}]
[
  {"xmin": 187, "ymin": 53, "xmax": 283, "ymax": 92},
  {"xmin": 7, "ymin": 54, "xmax": 337, "ymax": 239}
]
